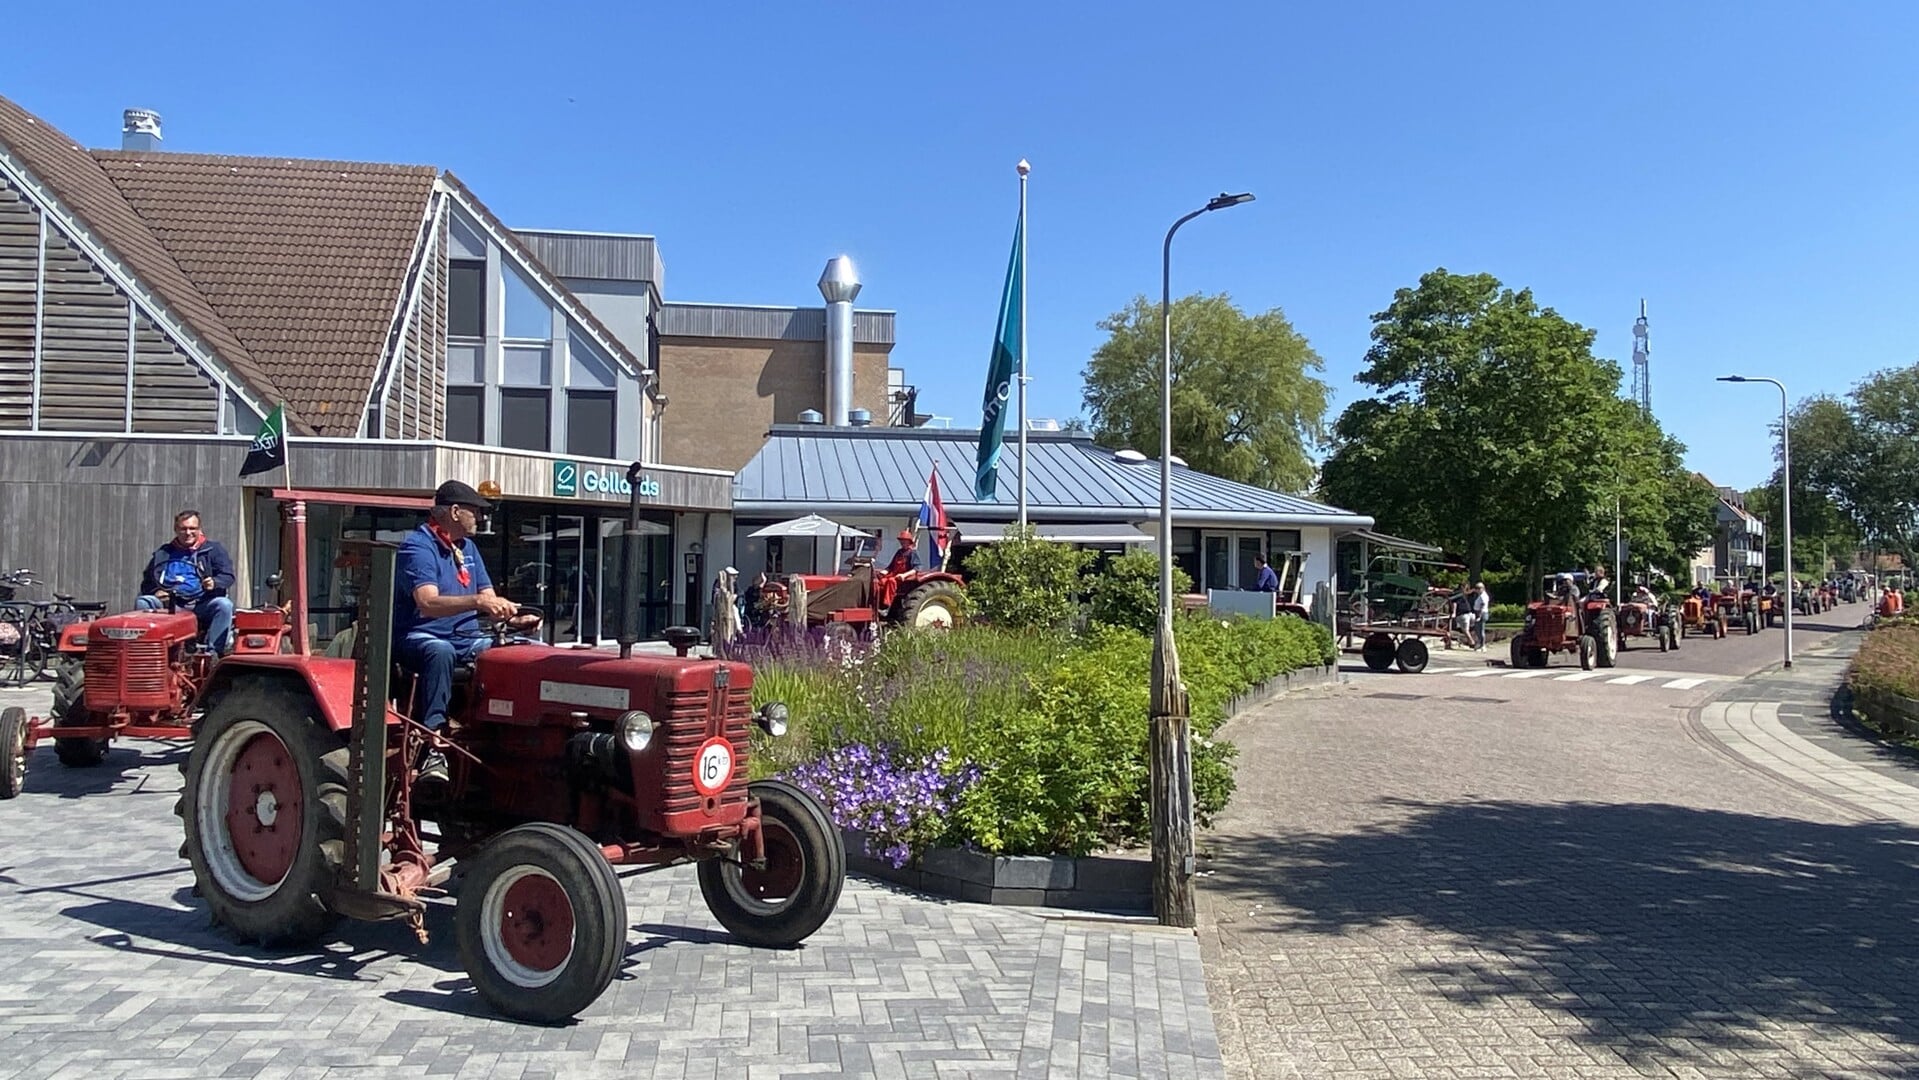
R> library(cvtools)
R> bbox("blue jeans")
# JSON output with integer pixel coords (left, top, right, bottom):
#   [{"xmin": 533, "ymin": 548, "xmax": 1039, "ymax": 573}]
[
  {"xmin": 397, "ymin": 631, "xmax": 493, "ymax": 731},
  {"xmin": 137, "ymin": 593, "xmax": 235, "ymax": 654}
]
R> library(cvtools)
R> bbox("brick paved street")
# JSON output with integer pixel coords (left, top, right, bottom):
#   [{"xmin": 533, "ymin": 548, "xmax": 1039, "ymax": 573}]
[
  {"xmin": 0, "ymin": 683, "xmax": 1220, "ymax": 1080},
  {"xmin": 1201, "ymin": 612, "xmax": 1919, "ymax": 1079}
]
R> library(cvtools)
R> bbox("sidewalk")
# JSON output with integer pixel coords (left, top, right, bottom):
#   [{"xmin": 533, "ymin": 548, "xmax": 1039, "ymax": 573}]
[{"xmin": 1689, "ymin": 632, "xmax": 1919, "ymax": 825}]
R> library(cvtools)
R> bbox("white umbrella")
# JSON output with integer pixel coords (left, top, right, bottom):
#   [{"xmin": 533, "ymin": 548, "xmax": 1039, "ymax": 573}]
[{"xmin": 748, "ymin": 515, "xmax": 874, "ymax": 539}]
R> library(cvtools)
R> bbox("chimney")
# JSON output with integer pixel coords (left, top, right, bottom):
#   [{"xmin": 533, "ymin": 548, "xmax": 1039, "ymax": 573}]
[
  {"xmin": 816, "ymin": 255, "xmax": 861, "ymax": 426},
  {"xmin": 121, "ymin": 108, "xmax": 163, "ymax": 152}
]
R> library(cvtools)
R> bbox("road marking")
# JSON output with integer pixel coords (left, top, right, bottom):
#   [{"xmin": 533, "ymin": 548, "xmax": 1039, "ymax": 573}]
[
  {"xmin": 1606, "ymin": 675, "xmax": 1653, "ymax": 685},
  {"xmin": 1555, "ymin": 672, "xmax": 1607, "ymax": 682},
  {"xmin": 1503, "ymin": 670, "xmax": 1560, "ymax": 679},
  {"xmin": 1451, "ymin": 669, "xmax": 1504, "ymax": 678},
  {"xmin": 1663, "ymin": 677, "xmax": 1708, "ymax": 690}
]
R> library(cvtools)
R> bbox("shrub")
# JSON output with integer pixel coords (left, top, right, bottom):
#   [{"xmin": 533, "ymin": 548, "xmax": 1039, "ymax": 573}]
[
  {"xmin": 782, "ymin": 745, "xmax": 979, "ymax": 868},
  {"xmin": 1488, "ymin": 603, "xmax": 1527, "ymax": 624},
  {"xmin": 961, "ymin": 528, "xmax": 1093, "ymax": 631},
  {"xmin": 1851, "ymin": 621, "xmax": 1919, "ymax": 701},
  {"xmin": 1088, "ymin": 549, "xmax": 1193, "ymax": 633}
]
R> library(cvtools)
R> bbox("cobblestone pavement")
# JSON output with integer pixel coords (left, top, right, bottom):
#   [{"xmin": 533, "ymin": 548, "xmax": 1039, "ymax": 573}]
[
  {"xmin": 0, "ymin": 693, "xmax": 1220, "ymax": 1080},
  {"xmin": 1200, "ymin": 624, "xmax": 1919, "ymax": 1079}
]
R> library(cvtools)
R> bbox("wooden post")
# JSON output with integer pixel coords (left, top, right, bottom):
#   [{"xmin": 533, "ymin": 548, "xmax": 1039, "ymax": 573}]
[{"xmin": 1150, "ymin": 626, "xmax": 1195, "ymax": 927}]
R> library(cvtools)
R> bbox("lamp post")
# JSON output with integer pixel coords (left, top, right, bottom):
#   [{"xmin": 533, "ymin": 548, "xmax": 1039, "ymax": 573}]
[
  {"xmin": 1718, "ymin": 375, "xmax": 1792, "ymax": 669},
  {"xmin": 1152, "ymin": 191, "xmax": 1253, "ymax": 928}
]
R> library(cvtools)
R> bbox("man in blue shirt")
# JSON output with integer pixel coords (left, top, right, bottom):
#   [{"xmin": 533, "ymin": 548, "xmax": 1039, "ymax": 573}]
[
  {"xmin": 1252, "ymin": 552, "xmax": 1281, "ymax": 593},
  {"xmin": 395, "ymin": 480, "xmax": 539, "ymax": 781},
  {"xmin": 138, "ymin": 510, "xmax": 237, "ymax": 653}
]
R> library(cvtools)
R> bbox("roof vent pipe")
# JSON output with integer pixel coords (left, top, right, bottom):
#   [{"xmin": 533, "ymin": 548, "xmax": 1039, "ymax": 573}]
[
  {"xmin": 798, "ymin": 409, "xmax": 824, "ymax": 425},
  {"xmin": 122, "ymin": 108, "xmax": 163, "ymax": 152},
  {"xmin": 817, "ymin": 255, "xmax": 861, "ymax": 426},
  {"xmin": 849, "ymin": 408, "xmax": 873, "ymax": 427}
]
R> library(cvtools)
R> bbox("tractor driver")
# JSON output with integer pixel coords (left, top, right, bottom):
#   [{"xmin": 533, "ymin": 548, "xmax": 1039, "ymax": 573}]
[
  {"xmin": 138, "ymin": 509, "xmax": 237, "ymax": 654},
  {"xmin": 395, "ymin": 480, "xmax": 540, "ymax": 782},
  {"xmin": 887, "ymin": 530, "xmax": 919, "ymax": 575}
]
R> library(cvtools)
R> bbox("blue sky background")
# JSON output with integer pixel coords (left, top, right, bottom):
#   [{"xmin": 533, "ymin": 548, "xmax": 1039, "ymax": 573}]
[{"xmin": 5, "ymin": 2, "xmax": 1915, "ymax": 491}]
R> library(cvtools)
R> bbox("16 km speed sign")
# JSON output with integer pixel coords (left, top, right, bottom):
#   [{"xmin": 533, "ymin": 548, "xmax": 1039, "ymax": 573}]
[{"xmin": 691, "ymin": 737, "xmax": 735, "ymax": 796}]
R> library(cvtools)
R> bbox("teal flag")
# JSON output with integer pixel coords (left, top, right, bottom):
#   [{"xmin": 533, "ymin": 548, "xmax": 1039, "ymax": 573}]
[{"xmin": 975, "ymin": 215, "xmax": 1023, "ymax": 500}]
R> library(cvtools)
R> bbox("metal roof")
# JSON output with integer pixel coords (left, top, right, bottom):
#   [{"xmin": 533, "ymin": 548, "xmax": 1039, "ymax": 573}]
[{"xmin": 735, "ymin": 426, "xmax": 1374, "ymax": 528}]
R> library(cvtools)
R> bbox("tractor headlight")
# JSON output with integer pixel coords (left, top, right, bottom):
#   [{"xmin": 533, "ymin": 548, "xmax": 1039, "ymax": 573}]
[
  {"xmin": 618, "ymin": 710, "xmax": 654, "ymax": 752},
  {"xmin": 757, "ymin": 702, "xmax": 789, "ymax": 738}
]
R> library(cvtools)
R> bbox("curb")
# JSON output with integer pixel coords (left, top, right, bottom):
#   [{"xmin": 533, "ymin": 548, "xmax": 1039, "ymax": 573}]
[{"xmin": 850, "ymin": 660, "xmax": 1342, "ymax": 915}]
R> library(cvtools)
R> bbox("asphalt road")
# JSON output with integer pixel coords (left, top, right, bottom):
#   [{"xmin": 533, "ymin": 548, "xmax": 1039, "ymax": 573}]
[{"xmin": 1203, "ymin": 597, "xmax": 1918, "ymax": 1079}]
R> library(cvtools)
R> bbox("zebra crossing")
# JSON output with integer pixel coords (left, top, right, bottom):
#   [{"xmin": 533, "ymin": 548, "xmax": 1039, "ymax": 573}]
[{"xmin": 1443, "ymin": 667, "xmax": 1723, "ymax": 691}]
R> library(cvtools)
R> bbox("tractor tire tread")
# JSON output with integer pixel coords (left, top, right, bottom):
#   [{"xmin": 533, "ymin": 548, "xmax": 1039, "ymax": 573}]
[{"xmin": 50, "ymin": 660, "xmax": 106, "ymax": 768}]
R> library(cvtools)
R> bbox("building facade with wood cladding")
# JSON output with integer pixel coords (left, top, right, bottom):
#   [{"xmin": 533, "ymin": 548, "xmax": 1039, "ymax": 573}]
[{"xmin": 0, "ymin": 94, "xmax": 757, "ymax": 641}]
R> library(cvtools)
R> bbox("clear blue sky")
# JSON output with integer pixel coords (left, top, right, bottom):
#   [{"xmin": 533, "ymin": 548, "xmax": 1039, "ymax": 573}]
[{"xmin": 6, "ymin": 2, "xmax": 1916, "ymax": 492}]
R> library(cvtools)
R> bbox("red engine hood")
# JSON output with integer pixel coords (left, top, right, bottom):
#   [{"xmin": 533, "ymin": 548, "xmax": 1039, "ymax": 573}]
[
  {"xmin": 89, "ymin": 610, "xmax": 199, "ymax": 644},
  {"xmin": 473, "ymin": 644, "xmax": 753, "ymax": 725}
]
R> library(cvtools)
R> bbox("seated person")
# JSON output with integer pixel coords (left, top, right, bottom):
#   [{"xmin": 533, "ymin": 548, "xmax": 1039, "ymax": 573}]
[
  {"xmin": 138, "ymin": 509, "xmax": 236, "ymax": 654},
  {"xmin": 1631, "ymin": 583, "xmax": 1657, "ymax": 605},
  {"xmin": 886, "ymin": 530, "xmax": 919, "ymax": 575},
  {"xmin": 395, "ymin": 480, "xmax": 539, "ymax": 782}
]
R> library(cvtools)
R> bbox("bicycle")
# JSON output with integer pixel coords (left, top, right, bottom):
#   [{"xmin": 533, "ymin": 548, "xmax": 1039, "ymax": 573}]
[{"xmin": 0, "ymin": 570, "xmax": 105, "ymax": 687}]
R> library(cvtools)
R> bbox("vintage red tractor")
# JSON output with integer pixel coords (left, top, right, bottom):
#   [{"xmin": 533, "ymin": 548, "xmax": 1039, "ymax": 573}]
[
  {"xmin": 1677, "ymin": 592, "xmax": 1728, "ymax": 639},
  {"xmin": 1508, "ymin": 573, "xmax": 1616, "ymax": 670},
  {"xmin": 1616, "ymin": 590, "xmax": 1679, "ymax": 653},
  {"xmin": 1709, "ymin": 584, "xmax": 1760, "ymax": 635},
  {"xmin": 760, "ymin": 560, "xmax": 965, "ymax": 637},
  {"xmin": 0, "ymin": 491, "xmax": 432, "ymax": 800},
  {"xmin": 171, "ymin": 536, "xmax": 842, "ymax": 1023}
]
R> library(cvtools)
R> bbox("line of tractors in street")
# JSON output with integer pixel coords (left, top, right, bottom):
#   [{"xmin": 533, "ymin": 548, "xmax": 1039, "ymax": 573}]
[{"xmin": 1505, "ymin": 573, "xmax": 1841, "ymax": 670}]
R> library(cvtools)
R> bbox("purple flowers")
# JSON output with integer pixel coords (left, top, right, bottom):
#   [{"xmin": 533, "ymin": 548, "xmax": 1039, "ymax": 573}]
[{"xmin": 781, "ymin": 744, "xmax": 981, "ymax": 868}]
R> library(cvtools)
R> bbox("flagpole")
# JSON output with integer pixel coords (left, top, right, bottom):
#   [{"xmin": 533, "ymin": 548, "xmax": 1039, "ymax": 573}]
[{"xmin": 1016, "ymin": 158, "xmax": 1030, "ymax": 530}]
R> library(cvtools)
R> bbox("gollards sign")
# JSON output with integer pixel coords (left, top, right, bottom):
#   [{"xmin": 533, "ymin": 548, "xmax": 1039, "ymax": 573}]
[{"xmin": 553, "ymin": 460, "xmax": 659, "ymax": 499}]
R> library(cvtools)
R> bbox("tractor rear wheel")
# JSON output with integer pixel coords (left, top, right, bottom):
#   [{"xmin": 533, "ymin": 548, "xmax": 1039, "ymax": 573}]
[
  {"xmin": 50, "ymin": 659, "xmax": 105, "ymax": 768},
  {"xmin": 1578, "ymin": 635, "xmax": 1596, "ymax": 671},
  {"xmin": 1394, "ymin": 637, "xmax": 1429, "ymax": 674},
  {"xmin": 1, "ymin": 706, "xmax": 27, "ymax": 799},
  {"xmin": 456, "ymin": 822, "xmax": 626, "ymax": 1023},
  {"xmin": 1363, "ymin": 634, "xmax": 1396, "ymax": 672},
  {"xmin": 894, "ymin": 581, "xmax": 964, "ymax": 630},
  {"xmin": 1593, "ymin": 613, "xmax": 1618, "ymax": 668},
  {"xmin": 179, "ymin": 681, "xmax": 345, "ymax": 946},
  {"xmin": 699, "ymin": 779, "xmax": 844, "ymax": 948}
]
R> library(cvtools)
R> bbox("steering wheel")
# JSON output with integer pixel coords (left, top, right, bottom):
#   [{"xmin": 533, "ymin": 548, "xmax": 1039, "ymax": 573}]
[{"xmin": 485, "ymin": 604, "xmax": 544, "ymax": 646}]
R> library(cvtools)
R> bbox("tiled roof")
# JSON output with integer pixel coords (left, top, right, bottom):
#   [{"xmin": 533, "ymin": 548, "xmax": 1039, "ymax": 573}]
[
  {"xmin": 735, "ymin": 426, "xmax": 1374, "ymax": 527},
  {"xmin": 95, "ymin": 151, "xmax": 437, "ymax": 437},
  {"xmin": 0, "ymin": 95, "xmax": 299, "ymax": 428}
]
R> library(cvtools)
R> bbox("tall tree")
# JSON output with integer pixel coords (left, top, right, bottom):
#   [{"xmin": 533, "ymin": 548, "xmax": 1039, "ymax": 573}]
[
  {"xmin": 1787, "ymin": 366, "xmax": 1919, "ymax": 567},
  {"xmin": 1081, "ymin": 293, "xmax": 1327, "ymax": 492},
  {"xmin": 1319, "ymin": 268, "xmax": 1714, "ymax": 587}
]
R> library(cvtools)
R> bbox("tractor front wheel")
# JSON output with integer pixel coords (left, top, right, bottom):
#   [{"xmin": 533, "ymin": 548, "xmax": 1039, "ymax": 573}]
[
  {"xmin": 456, "ymin": 822, "xmax": 627, "ymax": 1023},
  {"xmin": 1715, "ymin": 614, "xmax": 1728, "ymax": 639},
  {"xmin": 1593, "ymin": 614, "xmax": 1618, "ymax": 668},
  {"xmin": 179, "ymin": 682, "xmax": 345, "ymax": 945},
  {"xmin": 50, "ymin": 659, "xmax": 105, "ymax": 768},
  {"xmin": 1578, "ymin": 635, "xmax": 1596, "ymax": 670},
  {"xmin": 1, "ymin": 706, "xmax": 27, "ymax": 799},
  {"xmin": 1658, "ymin": 624, "xmax": 1670, "ymax": 653},
  {"xmin": 699, "ymin": 779, "xmax": 845, "ymax": 948},
  {"xmin": 894, "ymin": 581, "xmax": 965, "ymax": 630}
]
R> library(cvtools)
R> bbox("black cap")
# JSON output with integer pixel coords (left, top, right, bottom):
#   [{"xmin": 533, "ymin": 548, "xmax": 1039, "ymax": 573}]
[{"xmin": 434, "ymin": 480, "xmax": 491, "ymax": 509}]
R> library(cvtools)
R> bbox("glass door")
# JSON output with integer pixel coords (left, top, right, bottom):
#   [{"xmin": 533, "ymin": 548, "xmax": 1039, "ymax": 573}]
[
  {"xmin": 1203, "ymin": 533, "xmax": 1233, "ymax": 591},
  {"xmin": 549, "ymin": 515, "xmax": 584, "ymax": 645}
]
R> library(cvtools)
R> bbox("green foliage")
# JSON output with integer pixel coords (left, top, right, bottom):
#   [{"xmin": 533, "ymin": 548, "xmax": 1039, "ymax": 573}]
[
  {"xmin": 1088, "ymin": 549, "xmax": 1193, "ymax": 633},
  {"xmin": 961, "ymin": 528, "xmax": 1093, "ymax": 632},
  {"xmin": 1781, "ymin": 374, "xmax": 1918, "ymax": 570},
  {"xmin": 1081, "ymin": 293, "xmax": 1328, "ymax": 492},
  {"xmin": 1317, "ymin": 268, "xmax": 1718, "ymax": 586},
  {"xmin": 747, "ymin": 615, "xmax": 1335, "ymax": 859},
  {"xmin": 1850, "ymin": 621, "xmax": 1919, "ymax": 702},
  {"xmin": 1488, "ymin": 603, "xmax": 1526, "ymax": 624}
]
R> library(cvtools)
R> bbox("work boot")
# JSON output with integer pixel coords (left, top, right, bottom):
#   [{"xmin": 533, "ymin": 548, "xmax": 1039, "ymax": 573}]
[{"xmin": 418, "ymin": 749, "xmax": 450, "ymax": 785}]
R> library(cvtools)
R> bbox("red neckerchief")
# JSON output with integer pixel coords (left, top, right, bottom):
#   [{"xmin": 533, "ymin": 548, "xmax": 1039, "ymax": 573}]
[{"xmin": 426, "ymin": 521, "xmax": 471, "ymax": 587}]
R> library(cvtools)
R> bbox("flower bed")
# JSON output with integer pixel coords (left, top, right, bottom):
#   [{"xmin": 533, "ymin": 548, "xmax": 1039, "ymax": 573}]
[
  {"xmin": 1850, "ymin": 617, "xmax": 1919, "ymax": 740},
  {"xmin": 736, "ymin": 615, "xmax": 1336, "ymax": 867}
]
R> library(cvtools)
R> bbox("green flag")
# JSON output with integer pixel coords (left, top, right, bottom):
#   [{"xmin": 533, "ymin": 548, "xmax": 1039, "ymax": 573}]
[
  {"xmin": 975, "ymin": 214, "xmax": 1022, "ymax": 500},
  {"xmin": 239, "ymin": 404, "xmax": 286, "ymax": 478}
]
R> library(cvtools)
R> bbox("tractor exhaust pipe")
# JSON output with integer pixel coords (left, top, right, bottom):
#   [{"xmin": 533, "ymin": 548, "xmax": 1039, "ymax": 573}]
[{"xmin": 618, "ymin": 462, "xmax": 648, "ymax": 659}]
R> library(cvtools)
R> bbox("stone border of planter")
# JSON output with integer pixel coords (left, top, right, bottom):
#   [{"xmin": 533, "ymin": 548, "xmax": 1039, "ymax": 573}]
[
  {"xmin": 1855, "ymin": 687, "xmax": 1919, "ymax": 739},
  {"xmin": 846, "ymin": 660, "xmax": 1345, "ymax": 914}
]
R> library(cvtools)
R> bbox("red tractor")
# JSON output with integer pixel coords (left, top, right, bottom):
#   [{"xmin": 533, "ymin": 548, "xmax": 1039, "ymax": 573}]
[
  {"xmin": 1508, "ymin": 573, "xmax": 1617, "ymax": 670},
  {"xmin": 0, "ymin": 491, "xmax": 431, "ymax": 799},
  {"xmin": 165, "ymin": 534, "xmax": 842, "ymax": 1023},
  {"xmin": 761, "ymin": 561, "xmax": 965, "ymax": 638},
  {"xmin": 1616, "ymin": 588, "xmax": 1679, "ymax": 653}
]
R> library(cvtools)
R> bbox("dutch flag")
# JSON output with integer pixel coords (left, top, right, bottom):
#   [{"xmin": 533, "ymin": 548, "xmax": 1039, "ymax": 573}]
[{"xmin": 918, "ymin": 468, "xmax": 950, "ymax": 567}]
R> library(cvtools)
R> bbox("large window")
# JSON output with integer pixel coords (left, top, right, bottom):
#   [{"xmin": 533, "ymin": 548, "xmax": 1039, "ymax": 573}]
[
  {"xmin": 449, "ymin": 259, "xmax": 487, "ymax": 338},
  {"xmin": 567, "ymin": 391, "xmax": 616, "ymax": 459},
  {"xmin": 503, "ymin": 262, "xmax": 552, "ymax": 341},
  {"xmin": 500, "ymin": 387, "xmax": 550, "ymax": 451}
]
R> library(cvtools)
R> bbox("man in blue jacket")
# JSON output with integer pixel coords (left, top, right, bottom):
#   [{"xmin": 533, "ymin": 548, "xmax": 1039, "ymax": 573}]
[{"xmin": 138, "ymin": 509, "xmax": 236, "ymax": 653}]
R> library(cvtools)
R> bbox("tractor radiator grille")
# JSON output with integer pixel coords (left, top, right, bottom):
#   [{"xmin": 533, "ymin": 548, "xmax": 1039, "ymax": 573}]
[
  {"xmin": 655, "ymin": 687, "xmax": 753, "ymax": 825},
  {"xmin": 85, "ymin": 640, "xmax": 176, "ymax": 710}
]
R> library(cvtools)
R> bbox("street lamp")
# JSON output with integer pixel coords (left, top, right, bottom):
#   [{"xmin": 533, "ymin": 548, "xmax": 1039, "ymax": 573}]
[
  {"xmin": 1718, "ymin": 375, "xmax": 1792, "ymax": 669},
  {"xmin": 1152, "ymin": 190, "xmax": 1254, "ymax": 928}
]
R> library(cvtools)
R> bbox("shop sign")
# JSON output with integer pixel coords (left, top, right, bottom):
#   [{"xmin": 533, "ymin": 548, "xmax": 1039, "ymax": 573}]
[{"xmin": 553, "ymin": 459, "xmax": 660, "ymax": 499}]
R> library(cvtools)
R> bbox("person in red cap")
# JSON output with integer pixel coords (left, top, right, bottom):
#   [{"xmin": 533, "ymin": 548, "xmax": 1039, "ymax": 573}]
[{"xmin": 887, "ymin": 529, "xmax": 919, "ymax": 575}]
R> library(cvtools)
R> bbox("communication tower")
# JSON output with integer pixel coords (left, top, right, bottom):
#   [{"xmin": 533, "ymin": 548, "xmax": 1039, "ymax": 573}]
[{"xmin": 1630, "ymin": 300, "xmax": 1652, "ymax": 415}]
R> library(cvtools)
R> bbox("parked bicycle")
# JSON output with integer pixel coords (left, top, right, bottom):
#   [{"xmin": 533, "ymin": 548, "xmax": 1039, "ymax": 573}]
[{"xmin": 0, "ymin": 569, "xmax": 105, "ymax": 687}]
